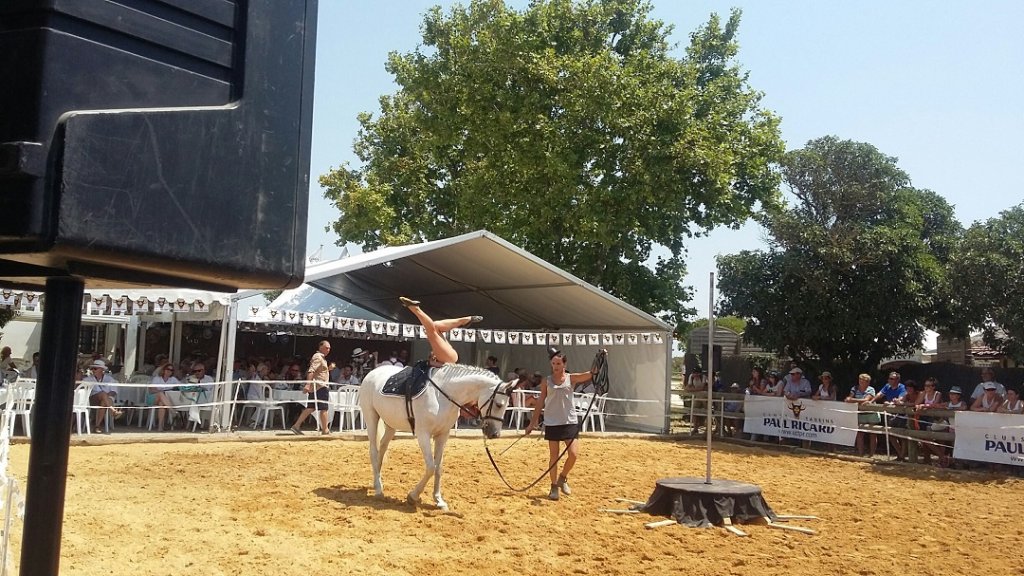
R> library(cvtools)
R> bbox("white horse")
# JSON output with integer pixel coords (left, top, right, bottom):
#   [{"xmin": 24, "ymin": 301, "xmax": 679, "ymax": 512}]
[{"xmin": 360, "ymin": 363, "xmax": 513, "ymax": 510}]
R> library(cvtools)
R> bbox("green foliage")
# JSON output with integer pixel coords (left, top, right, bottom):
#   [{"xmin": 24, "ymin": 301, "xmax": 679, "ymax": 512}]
[
  {"xmin": 949, "ymin": 204, "xmax": 1024, "ymax": 361},
  {"xmin": 716, "ymin": 136, "xmax": 962, "ymax": 375},
  {"xmin": 0, "ymin": 309, "xmax": 13, "ymax": 329},
  {"xmin": 321, "ymin": 0, "xmax": 784, "ymax": 334},
  {"xmin": 262, "ymin": 290, "xmax": 283, "ymax": 304}
]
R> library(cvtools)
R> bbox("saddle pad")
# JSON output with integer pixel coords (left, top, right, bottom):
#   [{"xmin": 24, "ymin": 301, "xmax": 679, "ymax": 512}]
[{"xmin": 381, "ymin": 363, "xmax": 429, "ymax": 399}]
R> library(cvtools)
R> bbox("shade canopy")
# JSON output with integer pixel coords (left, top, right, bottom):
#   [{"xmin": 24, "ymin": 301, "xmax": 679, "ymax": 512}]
[{"xmin": 304, "ymin": 230, "xmax": 672, "ymax": 332}]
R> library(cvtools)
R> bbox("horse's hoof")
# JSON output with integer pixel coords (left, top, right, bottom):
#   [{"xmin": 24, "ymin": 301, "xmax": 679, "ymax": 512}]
[
  {"xmin": 399, "ymin": 296, "xmax": 420, "ymax": 308},
  {"xmin": 436, "ymin": 500, "xmax": 449, "ymax": 511},
  {"xmin": 406, "ymin": 494, "xmax": 421, "ymax": 506}
]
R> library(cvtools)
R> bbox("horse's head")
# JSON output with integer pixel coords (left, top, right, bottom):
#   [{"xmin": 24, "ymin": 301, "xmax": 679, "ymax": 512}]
[{"xmin": 478, "ymin": 379, "xmax": 514, "ymax": 439}]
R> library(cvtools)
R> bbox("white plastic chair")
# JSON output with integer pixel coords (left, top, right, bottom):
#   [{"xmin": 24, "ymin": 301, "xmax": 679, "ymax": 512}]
[
  {"xmin": 574, "ymin": 393, "xmax": 607, "ymax": 433},
  {"xmin": 334, "ymin": 385, "xmax": 363, "ymax": 432},
  {"xmin": 7, "ymin": 380, "xmax": 36, "ymax": 438},
  {"xmin": 73, "ymin": 383, "xmax": 93, "ymax": 435},
  {"xmin": 508, "ymin": 390, "xmax": 534, "ymax": 430},
  {"xmin": 257, "ymin": 384, "xmax": 287, "ymax": 430}
]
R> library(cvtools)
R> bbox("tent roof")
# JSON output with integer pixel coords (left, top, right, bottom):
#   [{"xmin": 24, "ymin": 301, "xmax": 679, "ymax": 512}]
[{"xmin": 303, "ymin": 230, "xmax": 671, "ymax": 332}]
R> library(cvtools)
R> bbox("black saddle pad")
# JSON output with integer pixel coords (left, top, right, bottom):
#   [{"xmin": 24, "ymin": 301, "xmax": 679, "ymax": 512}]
[{"xmin": 381, "ymin": 362, "xmax": 430, "ymax": 398}]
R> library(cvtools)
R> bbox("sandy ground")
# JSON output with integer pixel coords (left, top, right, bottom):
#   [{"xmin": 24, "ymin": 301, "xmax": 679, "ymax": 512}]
[{"xmin": 5, "ymin": 433, "xmax": 1024, "ymax": 576}]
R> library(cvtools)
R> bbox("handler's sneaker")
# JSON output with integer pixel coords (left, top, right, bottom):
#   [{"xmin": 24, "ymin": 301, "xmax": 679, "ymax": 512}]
[
  {"xmin": 548, "ymin": 485, "xmax": 560, "ymax": 501},
  {"xmin": 558, "ymin": 477, "xmax": 571, "ymax": 495},
  {"xmin": 289, "ymin": 427, "xmax": 304, "ymax": 435}
]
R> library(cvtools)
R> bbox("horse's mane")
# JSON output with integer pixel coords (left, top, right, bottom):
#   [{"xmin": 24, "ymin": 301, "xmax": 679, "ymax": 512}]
[{"xmin": 436, "ymin": 363, "xmax": 503, "ymax": 386}]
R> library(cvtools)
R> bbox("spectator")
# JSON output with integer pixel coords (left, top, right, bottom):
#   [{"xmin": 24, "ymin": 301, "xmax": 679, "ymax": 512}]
[
  {"xmin": 888, "ymin": 380, "xmax": 922, "ymax": 461},
  {"xmin": 783, "ymin": 367, "xmax": 812, "ymax": 400},
  {"xmin": 812, "ymin": 371, "xmax": 837, "ymax": 401},
  {"xmin": 764, "ymin": 371, "xmax": 783, "ymax": 396},
  {"xmin": 937, "ymin": 386, "xmax": 969, "ymax": 468},
  {"xmin": 971, "ymin": 382, "xmax": 1002, "ymax": 412},
  {"xmin": 380, "ymin": 350, "xmax": 404, "ymax": 367},
  {"xmin": 188, "ymin": 362, "xmax": 216, "ymax": 396},
  {"xmin": 685, "ymin": 367, "xmax": 707, "ymax": 391},
  {"xmin": 148, "ymin": 363, "xmax": 178, "ymax": 431},
  {"xmin": 289, "ymin": 341, "xmax": 332, "ymax": 435},
  {"xmin": 846, "ymin": 374, "xmax": 878, "ymax": 457},
  {"xmin": 969, "ymin": 367, "xmax": 1005, "ymax": 401},
  {"xmin": 944, "ymin": 386, "xmax": 967, "ymax": 410},
  {"xmin": 0, "ymin": 346, "xmax": 17, "ymax": 381},
  {"xmin": 998, "ymin": 388, "xmax": 1023, "ymax": 414},
  {"xmin": 748, "ymin": 367, "xmax": 769, "ymax": 395},
  {"xmin": 335, "ymin": 363, "xmax": 360, "ymax": 386},
  {"xmin": 351, "ymin": 348, "xmax": 377, "ymax": 380},
  {"xmin": 915, "ymin": 377, "xmax": 944, "ymax": 430},
  {"xmin": 84, "ymin": 359, "xmax": 120, "ymax": 432},
  {"xmin": 684, "ymin": 367, "xmax": 708, "ymax": 435},
  {"xmin": 484, "ymin": 355, "xmax": 500, "ymax": 376},
  {"xmin": 511, "ymin": 368, "xmax": 540, "ymax": 409},
  {"xmin": 150, "ymin": 354, "xmax": 169, "ymax": 377},
  {"xmin": 25, "ymin": 352, "xmax": 40, "ymax": 379},
  {"xmin": 872, "ymin": 371, "xmax": 907, "ymax": 404},
  {"xmin": 398, "ymin": 349, "xmax": 410, "ymax": 366}
]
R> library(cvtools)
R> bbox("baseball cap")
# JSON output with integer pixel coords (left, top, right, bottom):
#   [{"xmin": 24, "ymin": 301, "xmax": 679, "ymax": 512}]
[
  {"xmin": 949, "ymin": 386, "xmax": 962, "ymax": 395},
  {"xmin": 88, "ymin": 359, "xmax": 107, "ymax": 370},
  {"xmin": 789, "ymin": 367, "xmax": 803, "ymax": 374},
  {"xmin": 983, "ymin": 382, "xmax": 997, "ymax": 390},
  {"xmin": 820, "ymin": 371, "xmax": 832, "ymax": 379}
]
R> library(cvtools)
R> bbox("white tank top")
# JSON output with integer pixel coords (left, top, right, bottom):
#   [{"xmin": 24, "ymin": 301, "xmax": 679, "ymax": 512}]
[{"xmin": 544, "ymin": 374, "xmax": 578, "ymax": 426}]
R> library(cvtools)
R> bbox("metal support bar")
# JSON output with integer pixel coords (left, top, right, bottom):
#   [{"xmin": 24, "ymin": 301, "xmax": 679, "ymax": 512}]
[{"xmin": 19, "ymin": 277, "xmax": 84, "ymax": 576}]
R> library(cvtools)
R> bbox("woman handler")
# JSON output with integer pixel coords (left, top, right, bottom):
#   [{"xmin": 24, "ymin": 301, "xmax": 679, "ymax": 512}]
[{"xmin": 524, "ymin": 347, "xmax": 604, "ymax": 501}]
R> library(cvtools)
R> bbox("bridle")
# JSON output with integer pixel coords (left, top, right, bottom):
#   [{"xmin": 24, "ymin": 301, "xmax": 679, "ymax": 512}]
[{"xmin": 427, "ymin": 370, "xmax": 513, "ymax": 425}]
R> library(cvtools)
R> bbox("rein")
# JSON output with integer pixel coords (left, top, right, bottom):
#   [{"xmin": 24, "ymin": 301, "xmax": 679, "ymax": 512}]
[
  {"xmin": 426, "ymin": 368, "xmax": 511, "ymax": 426},
  {"xmin": 484, "ymin": 350, "xmax": 609, "ymax": 492}
]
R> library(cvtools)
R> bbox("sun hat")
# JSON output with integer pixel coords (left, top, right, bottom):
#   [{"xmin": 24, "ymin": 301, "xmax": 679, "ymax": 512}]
[
  {"xmin": 820, "ymin": 371, "xmax": 832, "ymax": 379},
  {"xmin": 789, "ymin": 367, "xmax": 803, "ymax": 374},
  {"xmin": 88, "ymin": 359, "xmax": 108, "ymax": 371},
  {"xmin": 351, "ymin": 348, "xmax": 367, "ymax": 358}
]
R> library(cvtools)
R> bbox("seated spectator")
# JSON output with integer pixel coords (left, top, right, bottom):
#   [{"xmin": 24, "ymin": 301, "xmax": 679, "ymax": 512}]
[
  {"xmin": 148, "ymin": 363, "xmax": 178, "ymax": 431},
  {"xmin": 380, "ymin": 350, "xmax": 404, "ymax": 368},
  {"xmin": 812, "ymin": 371, "xmax": 837, "ymax": 401},
  {"xmin": 997, "ymin": 388, "xmax": 1023, "ymax": 414},
  {"xmin": 484, "ymin": 355, "xmax": 500, "ymax": 375},
  {"xmin": 783, "ymin": 367, "xmax": 812, "ymax": 400},
  {"xmin": 335, "ymin": 363, "xmax": 361, "ymax": 386},
  {"xmin": 84, "ymin": 359, "xmax": 120, "ymax": 432},
  {"xmin": 969, "ymin": 367, "xmax": 1005, "ymax": 401},
  {"xmin": 846, "ymin": 374, "xmax": 878, "ymax": 457},
  {"xmin": 970, "ymin": 382, "xmax": 1001, "ymax": 412},
  {"xmin": 510, "ymin": 368, "xmax": 540, "ymax": 409},
  {"xmin": 25, "ymin": 351, "xmax": 40, "ymax": 379}
]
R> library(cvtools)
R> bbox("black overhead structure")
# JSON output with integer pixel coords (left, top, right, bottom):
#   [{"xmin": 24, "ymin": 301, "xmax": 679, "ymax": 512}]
[{"xmin": 0, "ymin": 1, "xmax": 318, "ymax": 573}]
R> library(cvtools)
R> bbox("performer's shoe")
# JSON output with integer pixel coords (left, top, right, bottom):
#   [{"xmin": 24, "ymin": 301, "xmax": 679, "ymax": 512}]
[
  {"xmin": 548, "ymin": 485, "xmax": 560, "ymax": 501},
  {"xmin": 467, "ymin": 315, "xmax": 484, "ymax": 325},
  {"xmin": 558, "ymin": 477, "xmax": 571, "ymax": 495},
  {"xmin": 399, "ymin": 296, "xmax": 420, "ymax": 308}
]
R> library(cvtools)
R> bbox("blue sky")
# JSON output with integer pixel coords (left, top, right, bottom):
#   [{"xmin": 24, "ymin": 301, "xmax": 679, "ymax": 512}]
[{"xmin": 304, "ymin": 1, "xmax": 1024, "ymax": 318}]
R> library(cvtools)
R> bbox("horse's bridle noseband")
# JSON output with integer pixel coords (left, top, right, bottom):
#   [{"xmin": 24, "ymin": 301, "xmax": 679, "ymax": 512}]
[{"xmin": 428, "ymin": 373, "xmax": 513, "ymax": 425}]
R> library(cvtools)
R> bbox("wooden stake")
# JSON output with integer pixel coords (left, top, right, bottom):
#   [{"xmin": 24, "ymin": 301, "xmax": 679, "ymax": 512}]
[
  {"xmin": 645, "ymin": 519, "xmax": 677, "ymax": 529},
  {"xmin": 599, "ymin": 509, "xmax": 640, "ymax": 514},
  {"xmin": 722, "ymin": 517, "xmax": 748, "ymax": 537},
  {"xmin": 774, "ymin": 514, "xmax": 819, "ymax": 521},
  {"xmin": 615, "ymin": 498, "xmax": 646, "ymax": 505},
  {"xmin": 763, "ymin": 517, "xmax": 815, "ymax": 535}
]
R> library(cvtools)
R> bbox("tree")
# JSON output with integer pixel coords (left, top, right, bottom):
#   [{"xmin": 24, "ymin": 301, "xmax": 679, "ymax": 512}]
[
  {"xmin": 948, "ymin": 204, "xmax": 1024, "ymax": 361},
  {"xmin": 716, "ymin": 137, "xmax": 962, "ymax": 379},
  {"xmin": 321, "ymin": 0, "xmax": 784, "ymax": 333}
]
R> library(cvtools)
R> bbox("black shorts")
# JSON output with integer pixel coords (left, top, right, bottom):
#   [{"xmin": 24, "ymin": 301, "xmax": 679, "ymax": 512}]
[
  {"xmin": 544, "ymin": 423, "xmax": 579, "ymax": 442},
  {"xmin": 306, "ymin": 386, "xmax": 329, "ymax": 411}
]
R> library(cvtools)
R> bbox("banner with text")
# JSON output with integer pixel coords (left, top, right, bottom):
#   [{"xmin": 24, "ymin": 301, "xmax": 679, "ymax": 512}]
[
  {"xmin": 952, "ymin": 412, "xmax": 1024, "ymax": 466},
  {"xmin": 743, "ymin": 396, "xmax": 858, "ymax": 446}
]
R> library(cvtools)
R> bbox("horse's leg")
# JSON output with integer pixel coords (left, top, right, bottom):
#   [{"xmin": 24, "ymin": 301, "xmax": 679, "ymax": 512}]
[
  {"xmin": 377, "ymin": 424, "xmax": 397, "ymax": 472},
  {"xmin": 408, "ymin": 431, "xmax": 435, "ymax": 507},
  {"xmin": 364, "ymin": 409, "xmax": 385, "ymax": 497},
  {"xmin": 431, "ymin": 432, "xmax": 451, "ymax": 510}
]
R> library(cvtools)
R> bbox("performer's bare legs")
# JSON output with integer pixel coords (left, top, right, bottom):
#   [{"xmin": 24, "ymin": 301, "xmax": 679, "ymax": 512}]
[{"xmin": 400, "ymin": 297, "xmax": 481, "ymax": 364}]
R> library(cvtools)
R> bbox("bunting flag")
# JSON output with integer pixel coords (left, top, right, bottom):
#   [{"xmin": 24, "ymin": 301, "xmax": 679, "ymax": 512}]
[
  {"xmin": 370, "ymin": 320, "xmax": 384, "ymax": 334},
  {"xmin": 449, "ymin": 328, "xmax": 463, "ymax": 342},
  {"xmin": 284, "ymin": 310, "xmax": 300, "ymax": 324},
  {"xmin": 319, "ymin": 315, "xmax": 334, "ymax": 329},
  {"xmin": 602, "ymin": 333, "xmax": 613, "ymax": 345},
  {"xmin": 110, "ymin": 296, "xmax": 128, "ymax": 316},
  {"xmin": 386, "ymin": 322, "xmax": 400, "ymax": 336},
  {"xmin": 561, "ymin": 333, "xmax": 573, "ymax": 346},
  {"xmin": 613, "ymin": 334, "xmax": 625, "ymax": 345},
  {"xmin": 303, "ymin": 313, "xmax": 318, "ymax": 327},
  {"xmin": 135, "ymin": 297, "xmax": 151, "ymax": 315},
  {"xmin": 353, "ymin": 319, "xmax": 367, "ymax": 333},
  {"xmin": 194, "ymin": 300, "xmax": 209, "ymax": 314},
  {"xmin": 588, "ymin": 334, "xmax": 600, "ymax": 346},
  {"xmin": 521, "ymin": 332, "xmax": 534, "ymax": 345},
  {"xmin": 575, "ymin": 333, "xmax": 587, "ymax": 345},
  {"xmin": 627, "ymin": 333, "xmax": 638, "ymax": 345},
  {"xmin": 654, "ymin": 333, "xmax": 664, "ymax": 344},
  {"xmin": 418, "ymin": 326, "xmax": 427, "ymax": 339},
  {"xmin": 402, "ymin": 323, "xmax": 416, "ymax": 338},
  {"xmin": 20, "ymin": 293, "xmax": 40, "ymax": 312},
  {"xmin": 0, "ymin": 289, "xmax": 16, "ymax": 308},
  {"xmin": 464, "ymin": 329, "xmax": 476, "ymax": 342},
  {"xmin": 90, "ymin": 295, "xmax": 109, "ymax": 315},
  {"xmin": 154, "ymin": 297, "xmax": 172, "ymax": 313},
  {"xmin": 507, "ymin": 332, "xmax": 520, "ymax": 345},
  {"xmin": 479, "ymin": 329, "xmax": 493, "ymax": 343},
  {"xmin": 494, "ymin": 331, "xmax": 506, "ymax": 343},
  {"xmin": 173, "ymin": 298, "xmax": 190, "ymax": 313},
  {"xmin": 547, "ymin": 333, "xmax": 559, "ymax": 346}
]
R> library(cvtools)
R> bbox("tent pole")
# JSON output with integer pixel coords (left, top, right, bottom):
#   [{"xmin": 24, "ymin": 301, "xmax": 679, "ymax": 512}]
[{"xmin": 705, "ymin": 272, "xmax": 715, "ymax": 484}]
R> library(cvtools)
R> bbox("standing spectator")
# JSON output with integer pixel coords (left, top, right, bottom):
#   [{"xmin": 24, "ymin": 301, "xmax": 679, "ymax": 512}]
[
  {"xmin": 398, "ymin": 349, "xmax": 410, "ymax": 366},
  {"xmin": 84, "ymin": 359, "xmax": 120, "ymax": 432},
  {"xmin": 783, "ymin": 367, "xmax": 812, "ymax": 400},
  {"xmin": 812, "ymin": 371, "xmax": 837, "ymax": 401},
  {"xmin": 684, "ymin": 367, "xmax": 708, "ymax": 434},
  {"xmin": 971, "ymin": 382, "xmax": 1002, "ymax": 412},
  {"xmin": 524, "ymin": 347, "xmax": 604, "ymax": 501},
  {"xmin": 969, "ymin": 367, "xmax": 1006, "ymax": 401},
  {"xmin": 748, "ymin": 367, "xmax": 769, "ymax": 395},
  {"xmin": 290, "ymin": 340, "xmax": 332, "ymax": 435},
  {"xmin": 998, "ymin": 388, "xmax": 1023, "ymax": 414},
  {"xmin": 937, "ymin": 386, "xmax": 968, "ymax": 468},
  {"xmin": 846, "ymin": 374, "xmax": 878, "ymax": 457},
  {"xmin": 873, "ymin": 372, "xmax": 907, "ymax": 404},
  {"xmin": 351, "ymin": 348, "xmax": 377, "ymax": 380}
]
